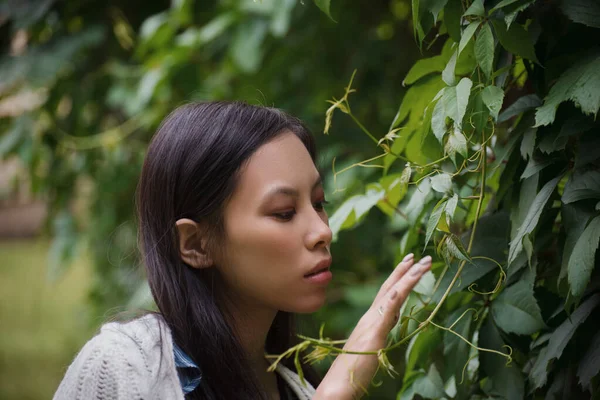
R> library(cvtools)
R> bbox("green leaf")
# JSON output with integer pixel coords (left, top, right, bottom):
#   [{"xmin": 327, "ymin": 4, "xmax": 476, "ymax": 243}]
[
  {"xmin": 459, "ymin": 21, "xmax": 481, "ymax": 55},
  {"xmin": 313, "ymin": 0, "xmax": 336, "ymax": 22},
  {"xmin": 562, "ymin": 170, "xmax": 600, "ymax": 204},
  {"xmin": 491, "ymin": 270, "xmax": 546, "ymax": 335},
  {"xmin": 577, "ymin": 330, "xmax": 600, "ymax": 389},
  {"xmin": 481, "ymin": 85, "xmax": 505, "ymax": 121},
  {"xmin": 480, "ymin": 319, "xmax": 525, "ymax": 399},
  {"xmin": 406, "ymin": 328, "xmax": 443, "ymax": 373},
  {"xmin": 445, "ymin": 233, "xmax": 471, "ymax": 261},
  {"xmin": 475, "ymin": 23, "xmax": 495, "ymax": 79},
  {"xmin": 491, "ymin": 19, "xmax": 539, "ymax": 63},
  {"xmin": 504, "ymin": 0, "xmax": 535, "ymax": 27},
  {"xmin": 519, "ymin": 128, "xmax": 537, "ymax": 160},
  {"xmin": 412, "ymin": 365, "xmax": 446, "ymax": 399},
  {"xmin": 559, "ymin": 202, "xmax": 596, "ymax": 286},
  {"xmin": 464, "ymin": 0, "xmax": 485, "ymax": 16},
  {"xmin": 403, "ymin": 56, "xmax": 446, "ymax": 86},
  {"xmin": 444, "ymin": 0, "xmax": 462, "ymax": 42},
  {"xmin": 425, "ymin": 197, "xmax": 448, "ymax": 248},
  {"xmin": 445, "ymin": 193, "xmax": 459, "ymax": 222},
  {"xmin": 508, "ymin": 176, "xmax": 560, "ymax": 266},
  {"xmin": 520, "ymin": 157, "xmax": 552, "ymax": 180},
  {"xmin": 329, "ymin": 188, "xmax": 385, "ymax": 239},
  {"xmin": 443, "ymin": 306, "xmax": 474, "ymax": 379},
  {"xmin": 430, "ymin": 173, "xmax": 453, "ymax": 194},
  {"xmin": 443, "ymin": 77, "xmax": 473, "ymax": 128},
  {"xmin": 561, "ymin": 0, "xmax": 600, "ymax": 29},
  {"xmin": 498, "ymin": 94, "xmax": 542, "ymax": 122},
  {"xmin": 445, "ymin": 127, "xmax": 468, "ymax": 164},
  {"xmin": 568, "ymin": 215, "xmax": 600, "ymax": 296},
  {"xmin": 376, "ymin": 167, "xmax": 411, "ymax": 216},
  {"xmin": 422, "ymin": 0, "xmax": 450, "ymax": 23},
  {"xmin": 530, "ymin": 294, "xmax": 600, "ymax": 389},
  {"xmin": 431, "ymin": 96, "xmax": 448, "ymax": 142},
  {"xmin": 535, "ymin": 54, "xmax": 600, "ymax": 126},
  {"xmin": 442, "ymin": 49, "xmax": 458, "ymax": 86},
  {"xmin": 490, "ymin": 0, "xmax": 521, "ymax": 12},
  {"xmin": 406, "ymin": 179, "xmax": 434, "ymax": 224}
]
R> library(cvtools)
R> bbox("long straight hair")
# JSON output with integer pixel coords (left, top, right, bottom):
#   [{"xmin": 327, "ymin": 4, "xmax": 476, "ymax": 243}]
[{"xmin": 136, "ymin": 101, "xmax": 321, "ymax": 399}]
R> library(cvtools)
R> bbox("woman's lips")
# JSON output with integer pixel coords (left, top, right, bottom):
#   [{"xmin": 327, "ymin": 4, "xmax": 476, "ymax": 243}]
[{"xmin": 304, "ymin": 257, "xmax": 332, "ymax": 283}]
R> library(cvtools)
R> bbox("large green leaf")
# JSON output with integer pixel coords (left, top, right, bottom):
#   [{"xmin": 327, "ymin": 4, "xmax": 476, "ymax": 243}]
[
  {"xmin": 491, "ymin": 19, "xmax": 539, "ymax": 64},
  {"xmin": 508, "ymin": 176, "xmax": 560, "ymax": 266},
  {"xmin": 405, "ymin": 179, "xmax": 434, "ymax": 224},
  {"xmin": 562, "ymin": 170, "xmax": 600, "ymax": 204},
  {"xmin": 561, "ymin": 0, "xmax": 600, "ymax": 29},
  {"xmin": 535, "ymin": 54, "xmax": 600, "ymax": 126},
  {"xmin": 481, "ymin": 85, "xmax": 505, "ymax": 121},
  {"xmin": 376, "ymin": 166, "xmax": 411, "ymax": 216},
  {"xmin": 568, "ymin": 215, "xmax": 600, "ymax": 296},
  {"xmin": 412, "ymin": 365, "xmax": 446, "ymax": 399},
  {"xmin": 442, "ymin": 49, "xmax": 458, "ymax": 86},
  {"xmin": 530, "ymin": 294, "xmax": 600, "ymax": 389},
  {"xmin": 475, "ymin": 23, "xmax": 494, "ymax": 79},
  {"xmin": 491, "ymin": 269, "xmax": 546, "ymax": 335}
]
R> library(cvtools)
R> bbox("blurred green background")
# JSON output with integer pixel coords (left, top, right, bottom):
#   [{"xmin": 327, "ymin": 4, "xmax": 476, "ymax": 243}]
[{"xmin": 0, "ymin": 0, "xmax": 422, "ymax": 398}]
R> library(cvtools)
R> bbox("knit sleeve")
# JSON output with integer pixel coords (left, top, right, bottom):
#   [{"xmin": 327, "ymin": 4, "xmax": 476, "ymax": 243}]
[{"xmin": 53, "ymin": 327, "xmax": 152, "ymax": 400}]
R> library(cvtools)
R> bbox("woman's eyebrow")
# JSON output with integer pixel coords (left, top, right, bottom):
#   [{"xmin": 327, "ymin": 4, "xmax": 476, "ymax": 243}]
[{"xmin": 264, "ymin": 175, "xmax": 323, "ymax": 199}]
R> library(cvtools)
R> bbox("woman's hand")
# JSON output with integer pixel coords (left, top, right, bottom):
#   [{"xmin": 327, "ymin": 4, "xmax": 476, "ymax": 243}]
[{"xmin": 314, "ymin": 253, "xmax": 432, "ymax": 400}]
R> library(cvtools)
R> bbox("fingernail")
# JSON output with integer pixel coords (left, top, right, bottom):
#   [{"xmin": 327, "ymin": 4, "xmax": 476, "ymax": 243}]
[
  {"xmin": 418, "ymin": 255, "xmax": 432, "ymax": 264},
  {"xmin": 403, "ymin": 253, "xmax": 414, "ymax": 262}
]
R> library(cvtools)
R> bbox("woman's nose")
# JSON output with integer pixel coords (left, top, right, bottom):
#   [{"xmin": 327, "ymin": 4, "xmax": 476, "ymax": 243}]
[{"xmin": 306, "ymin": 211, "xmax": 332, "ymax": 250}]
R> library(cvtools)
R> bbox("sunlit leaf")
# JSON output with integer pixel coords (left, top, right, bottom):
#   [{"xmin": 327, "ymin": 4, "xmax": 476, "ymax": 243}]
[{"xmin": 442, "ymin": 77, "xmax": 473, "ymax": 129}]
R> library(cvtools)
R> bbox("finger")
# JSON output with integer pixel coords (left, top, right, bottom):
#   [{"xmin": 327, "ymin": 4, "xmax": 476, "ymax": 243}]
[
  {"xmin": 374, "ymin": 253, "xmax": 415, "ymax": 303},
  {"xmin": 379, "ymin": 255, "xmax": 432, "ymax": 326}
]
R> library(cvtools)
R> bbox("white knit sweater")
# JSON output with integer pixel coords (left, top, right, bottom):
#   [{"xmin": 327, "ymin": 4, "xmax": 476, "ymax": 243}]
[{"xmin": 53, "ymin": 314, "xmax": 316, "ymax": 399}]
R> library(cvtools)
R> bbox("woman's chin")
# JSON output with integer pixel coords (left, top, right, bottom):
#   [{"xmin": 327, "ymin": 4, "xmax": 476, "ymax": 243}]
[{"xmin": 289, "ymin": 293, "xmax": 328, "ymax": 314}]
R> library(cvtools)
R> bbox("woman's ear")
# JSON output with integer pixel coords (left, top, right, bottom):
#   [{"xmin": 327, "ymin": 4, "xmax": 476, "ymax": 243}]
[{"xmin": 175, "ymin": 218, "xmax": 213, "ymax": 269}]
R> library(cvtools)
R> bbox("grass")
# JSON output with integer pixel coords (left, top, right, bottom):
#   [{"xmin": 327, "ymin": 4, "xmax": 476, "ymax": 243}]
[{"xmin": 0, "ymin": 238, "xmax": 97, "ymax": 400}]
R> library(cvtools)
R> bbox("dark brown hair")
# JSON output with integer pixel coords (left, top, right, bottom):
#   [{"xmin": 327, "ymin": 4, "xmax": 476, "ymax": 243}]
[{"xmin": 136, "ymin": 101, "xmax": 320, "ymax": 399}]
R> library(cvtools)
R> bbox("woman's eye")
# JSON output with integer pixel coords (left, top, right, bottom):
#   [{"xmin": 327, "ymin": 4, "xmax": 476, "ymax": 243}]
[
  {"xmin": 274, "ymin": 210, "xmax": 296, "ymax": 221},
  {"xmin": 314, "ymin": 199, "xmax": 329, "ymax": 211}
]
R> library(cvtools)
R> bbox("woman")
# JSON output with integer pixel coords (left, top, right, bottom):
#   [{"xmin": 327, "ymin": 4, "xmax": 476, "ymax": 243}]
[{"xmin": 54, "ymin": 101, "xmax": 431, "ymax": 399}]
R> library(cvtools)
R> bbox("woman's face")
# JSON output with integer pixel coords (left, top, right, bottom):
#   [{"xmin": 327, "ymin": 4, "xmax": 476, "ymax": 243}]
[{"xmin": 216, "ymin": 131, "xmax": 332, "ymax": 314}]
